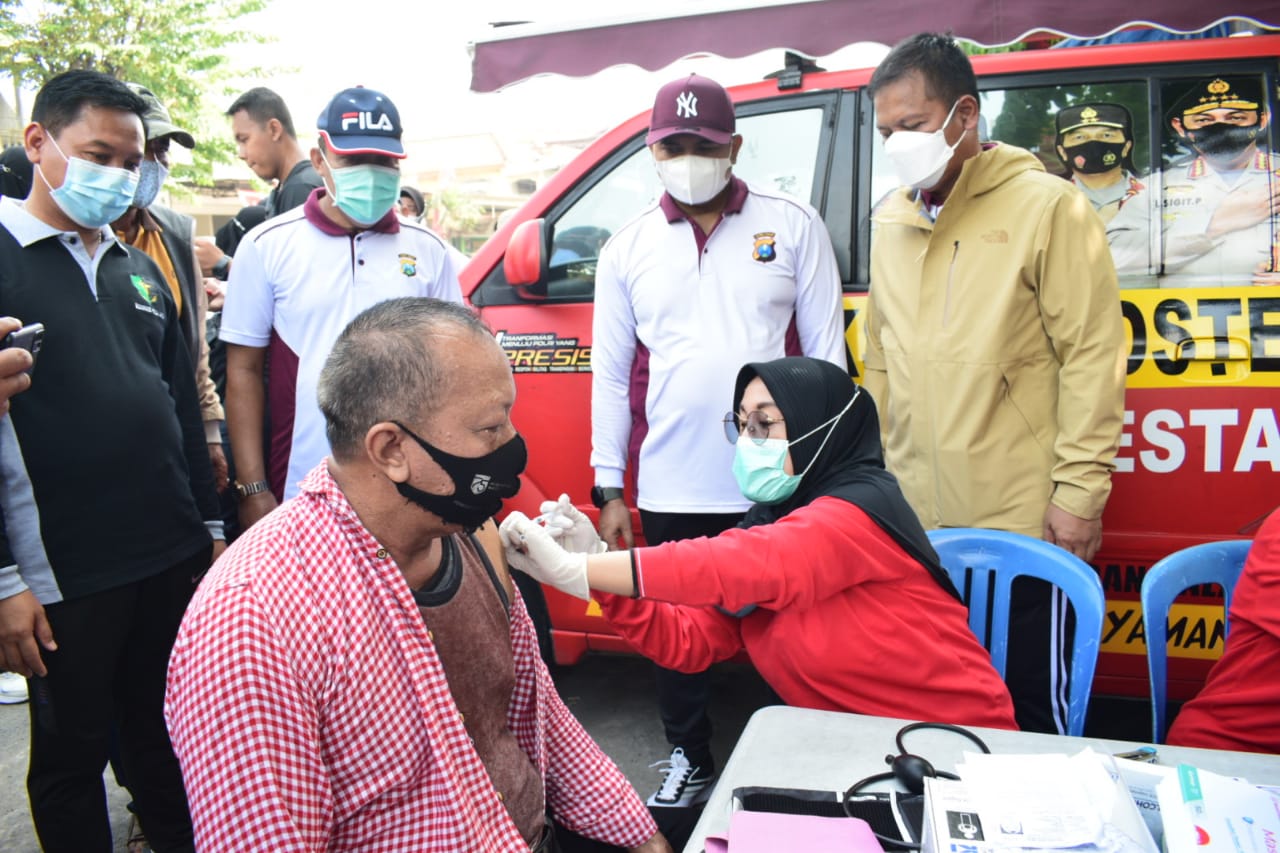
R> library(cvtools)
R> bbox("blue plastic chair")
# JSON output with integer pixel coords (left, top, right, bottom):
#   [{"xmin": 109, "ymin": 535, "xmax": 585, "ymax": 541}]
[
  {"xmin": 1140, "ymin": 539, "xmax": 1251, "ymax": 744},
  {"xmin": 926, "ymin": 528, "xmax": 1106, "ymax": 737}
]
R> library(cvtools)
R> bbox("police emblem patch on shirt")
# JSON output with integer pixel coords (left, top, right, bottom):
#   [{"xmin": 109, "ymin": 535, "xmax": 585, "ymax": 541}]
[
  {"xmin": 399, "ymin": 253, "xmax": 418, "ymax": 277},
  {"xmin": 752, "ymin": 232, "xmax": 777, "ymax": 263}
]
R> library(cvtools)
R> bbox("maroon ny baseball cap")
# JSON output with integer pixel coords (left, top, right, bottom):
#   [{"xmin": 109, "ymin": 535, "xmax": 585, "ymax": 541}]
[{"xmin": 645, "ymin": 74, "xmax": 736, "ymax": 146}]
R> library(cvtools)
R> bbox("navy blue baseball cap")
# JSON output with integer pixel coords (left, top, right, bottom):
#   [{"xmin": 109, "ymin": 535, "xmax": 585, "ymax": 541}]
[{"xmin": 317, "ymin": 86, "xmax": 405, "ymax": 158}]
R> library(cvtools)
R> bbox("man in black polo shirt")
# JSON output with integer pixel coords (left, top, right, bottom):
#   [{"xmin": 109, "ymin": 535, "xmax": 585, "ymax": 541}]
[
  {"xmin": 193, "ymin": 86, "xmax": 322, "ymax": 279},
  {"xmin": 0, "ymin": 69, "xmax": 222, "ymax": 853}
]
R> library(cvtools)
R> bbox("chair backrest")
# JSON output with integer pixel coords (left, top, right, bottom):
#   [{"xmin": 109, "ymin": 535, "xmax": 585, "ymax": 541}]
[
  {"xmin": 926, "ymin": 528, "xmax": 1106, "ymax": 737},
  {"xmin": 1139, "ymin": 539, "xmax": 1251, "ymax": 744}
]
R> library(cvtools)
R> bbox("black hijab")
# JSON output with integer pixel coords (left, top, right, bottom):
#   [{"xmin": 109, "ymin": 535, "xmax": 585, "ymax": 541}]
[{"xmin": 734, "ymin": 357, "xmax": 960, "ymax": 601}]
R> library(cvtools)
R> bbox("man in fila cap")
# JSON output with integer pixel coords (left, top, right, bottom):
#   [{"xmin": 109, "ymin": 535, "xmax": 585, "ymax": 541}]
[
  {"xmin": 219, "ymin": 85, "xmax": 465, "ymax": 533},
  {"xmin": 590, "ymin": 72, "xmax": 844, "ymax": 817}
]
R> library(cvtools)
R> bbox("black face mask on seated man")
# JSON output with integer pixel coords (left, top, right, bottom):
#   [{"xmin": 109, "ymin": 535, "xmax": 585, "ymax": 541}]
[{"xmin": 393, "ymin": 422, "xmax": 527, "ymax": 532}]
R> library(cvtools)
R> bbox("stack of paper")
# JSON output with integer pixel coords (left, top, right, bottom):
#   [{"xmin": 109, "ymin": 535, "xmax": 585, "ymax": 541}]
[
  {"xmin": 1157, "ymin": 765, "xmax": 1280, "ymax": 853},
  {"xmin": 920, "ymin": 750, "xmax": 1158, "ymax": 853},
  {"xmin": 704, "ymin": 811, "xmax": 885, "ymax": 853}
]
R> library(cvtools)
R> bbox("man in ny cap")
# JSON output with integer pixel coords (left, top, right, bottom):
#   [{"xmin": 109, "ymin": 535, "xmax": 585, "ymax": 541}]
[
  {"xmin": 1108, "ymin": 74, "xmax": 1279, "ymax": 287},
  {"xmin": 1054, "ymin": 102, "xmax": 1144, "ymax": 224},
  {"xmin": 590, "ymin": 73, "xmax": 843, "ymax": 814},
  {"xmin": 112, "ymin": 84, "xmax": 227, "ymax": 493},
  {"xmin": 219, "ymin": 85, "xmax": 464, "ymax": 531}
]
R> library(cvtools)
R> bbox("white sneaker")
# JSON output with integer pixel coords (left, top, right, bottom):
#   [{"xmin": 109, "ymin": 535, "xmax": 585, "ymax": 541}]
[
  {"xmin": 0, "ymin": 671, "xmax": 28, "ymax": 704},
  {"xmin": 645, "ymin": 747, "xmax": 716, "ymax": 808}
]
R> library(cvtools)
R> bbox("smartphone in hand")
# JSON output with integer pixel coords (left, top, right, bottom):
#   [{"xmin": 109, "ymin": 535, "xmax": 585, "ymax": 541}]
[{"xmin": 1, "ymin": 322, "xmax": 44, "ymax": 375}]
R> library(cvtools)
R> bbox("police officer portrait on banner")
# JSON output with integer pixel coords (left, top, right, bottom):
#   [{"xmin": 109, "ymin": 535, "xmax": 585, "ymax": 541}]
[
  {"xmin": 1107, "ymin": 74, "xmax": 1279, "ymax": 288},
  {"xmin": 1054, "ymin": 102, "xmax": 1144, "ymax": 224}
]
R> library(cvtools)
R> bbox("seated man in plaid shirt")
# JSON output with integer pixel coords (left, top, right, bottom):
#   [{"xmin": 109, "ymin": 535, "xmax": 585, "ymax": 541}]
[{"xmin": 166, "ymin": 297, "xmax": 667, "ymax": 853}]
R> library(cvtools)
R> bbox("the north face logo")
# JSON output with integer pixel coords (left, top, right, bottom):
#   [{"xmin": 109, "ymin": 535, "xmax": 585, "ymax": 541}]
[
  {"xmin": 676, "ymin": 91, "xmax": 698, "ymax": 119},
  {"xmin": 981, "ymin": 229, "xmax": 1009, "ymax": 244},
  {"xmin": 470, "ymin": 474, "xmax": 491, "ymax": 495}
]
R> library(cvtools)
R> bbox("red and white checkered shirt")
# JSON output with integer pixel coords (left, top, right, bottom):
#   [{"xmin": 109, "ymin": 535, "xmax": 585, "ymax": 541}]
[{"xmin": 166, "ymin": 463, "xmax": 656, "ymax": 852}]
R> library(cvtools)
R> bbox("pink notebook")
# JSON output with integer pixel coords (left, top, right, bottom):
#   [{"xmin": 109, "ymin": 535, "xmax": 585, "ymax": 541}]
[{"xmin": 706, "ymin": 810, "xmax": 885, "ymax": 852}]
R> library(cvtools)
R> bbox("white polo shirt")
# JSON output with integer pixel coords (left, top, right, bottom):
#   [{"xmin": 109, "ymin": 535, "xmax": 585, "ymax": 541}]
[
  {"xmin": 220, "ymin": 190, "xmax": 464, "ymax": 500},
  {"xmin": 591, "ymin": 177, "xmax": 845, "ymax": 513}
]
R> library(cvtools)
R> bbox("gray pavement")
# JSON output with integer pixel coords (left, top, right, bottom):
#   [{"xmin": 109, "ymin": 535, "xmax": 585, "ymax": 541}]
[{"xmin": 0, "ymin": 655, "xmax": 775, "ymax": 851}]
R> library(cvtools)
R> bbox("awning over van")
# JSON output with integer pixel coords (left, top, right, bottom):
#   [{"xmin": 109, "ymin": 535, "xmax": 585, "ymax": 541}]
[{"xmin": 469, "ymin": 1, "xmax": 1279, "ymax": 92}]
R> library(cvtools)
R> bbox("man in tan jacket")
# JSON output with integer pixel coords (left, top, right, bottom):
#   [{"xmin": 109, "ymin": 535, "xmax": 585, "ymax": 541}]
[{"xmin": 864, "ymin": 33, "xmax": 1125, "ymax": 733}]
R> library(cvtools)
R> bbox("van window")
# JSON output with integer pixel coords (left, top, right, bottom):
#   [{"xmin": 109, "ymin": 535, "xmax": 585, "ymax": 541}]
[
  {"xmin": 1107, "ymin": 72, "xmax": 1277, "ymax": 291},
  {"xmin": 542, "ymin": 106, "xmax": 827, "ymax": 300},
  {"xmin": 868, "ymin": 80, "xmax": 1154, "ymax": 281},
  {"xmin": 733, "ymin": 106, "xmax": 824, "ymax": 200}
]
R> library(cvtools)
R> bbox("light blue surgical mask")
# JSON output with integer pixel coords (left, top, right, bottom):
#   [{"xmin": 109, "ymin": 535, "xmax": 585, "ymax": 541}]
[
  {"xmin": 38, "ymin": 134, "xmax": 140, "ymax": 228},
  {"xmin": 322, "ymin": 153, "xmax": 400, "ymax": 226},
  {"xmin": 731, "ymin": 389, "xmax": 859, "ymax": 504},
  {"xmin": 131, "ymin": 158, "xmax": 168, "ymax": 209}
]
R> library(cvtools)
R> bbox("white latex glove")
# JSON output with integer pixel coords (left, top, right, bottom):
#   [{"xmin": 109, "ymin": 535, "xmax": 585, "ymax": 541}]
[
  {"xmin": 500, "ymin": 511, "xmax": 591, "ymax": 601},
  {"xmin": 537, "ymin": 493, "xmax": 607, "ymax": 555}
]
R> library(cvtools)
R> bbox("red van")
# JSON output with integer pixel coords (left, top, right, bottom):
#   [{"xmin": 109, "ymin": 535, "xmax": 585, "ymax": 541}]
[{"xmin": 461, "ymin": 34, "xmax": 1280, "ymax": 705}]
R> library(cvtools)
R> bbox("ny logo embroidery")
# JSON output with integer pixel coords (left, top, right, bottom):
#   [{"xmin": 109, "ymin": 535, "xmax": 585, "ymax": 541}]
[{"xmin": 676, "ymin": 91, "xmax": 698, "ymax": 119}]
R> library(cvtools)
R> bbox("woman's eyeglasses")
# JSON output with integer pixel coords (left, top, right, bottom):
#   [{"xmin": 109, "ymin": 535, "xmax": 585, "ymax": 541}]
[{"xmin": 723, "ymin": 410, "xmax": 785, "ymax": 445}]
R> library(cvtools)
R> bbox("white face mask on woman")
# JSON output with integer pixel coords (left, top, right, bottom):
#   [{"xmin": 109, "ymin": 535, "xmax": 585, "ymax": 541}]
[
  {"xmin": 654, "ymin": 154, "xmax": 732, "ymax": 205},
  {"xmin": 882, "ymin": 99, "xmax": 966, "ymax": 191}
]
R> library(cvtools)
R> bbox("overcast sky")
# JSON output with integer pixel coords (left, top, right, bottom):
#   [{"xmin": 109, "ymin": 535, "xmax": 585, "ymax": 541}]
[{"xmin": 226, "ymin": 0, "xmax": 890, "ymax": 145}]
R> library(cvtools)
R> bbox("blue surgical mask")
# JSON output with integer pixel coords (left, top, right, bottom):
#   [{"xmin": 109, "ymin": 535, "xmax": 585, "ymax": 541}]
[
  {"xmin": 38, "ymin": 134, "xmax": 140, "ymax": 228},
  {"xmin": 131, "ymin": 158, "xmax": 169, "ymax": 209},
  {"xmin": 731, "ymin": 389, "xmax": 859, "ymax": 504},
  {"xmin": 322, "ymin": 153, "xmax": 400, "ymax": 226}
]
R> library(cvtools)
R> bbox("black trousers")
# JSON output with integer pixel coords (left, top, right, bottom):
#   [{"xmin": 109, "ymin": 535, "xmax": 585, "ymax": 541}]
[
  {"xmin": 1004, "ymin": 577, "xmax": 1075, "ymax": 734},
  {"xmin": 26, "ymin": 546, "xmax": 208, "ymax": 853},
  {"xmin": 638, "ymin": 509, "xmax": 745, "ymax": 772}
]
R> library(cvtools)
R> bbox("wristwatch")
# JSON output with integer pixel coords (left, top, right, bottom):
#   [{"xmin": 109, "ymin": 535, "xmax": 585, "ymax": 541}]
[
  {"xmin": 235, "ymin": 479, "xmax": 271, "ymax": 498},
  {"xmin": 590, "ymin": 485, "xmax": 625, "ymax": 508},
  {"xmin": 212, "ymin": 254, "xmax": 231, "ymax": 280}
]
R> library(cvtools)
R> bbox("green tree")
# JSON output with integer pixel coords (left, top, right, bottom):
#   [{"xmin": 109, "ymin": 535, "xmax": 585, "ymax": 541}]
[
  {"xmin": 0, "ymin": 0, "xmax": 272, "ymax": 183},
  {"xmin": 426, "ymin": 187, "xmax": 483, "ymax": 244}
]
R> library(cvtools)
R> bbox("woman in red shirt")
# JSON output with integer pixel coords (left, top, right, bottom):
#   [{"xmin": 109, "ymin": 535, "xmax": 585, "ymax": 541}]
[
  {"xmin": 503, "ymin": 357, "xmax": 1017, "ymax": 730},
  {"xmin": 1165, "ymin": 507, "xmax": 1280, "ymax": 753}
]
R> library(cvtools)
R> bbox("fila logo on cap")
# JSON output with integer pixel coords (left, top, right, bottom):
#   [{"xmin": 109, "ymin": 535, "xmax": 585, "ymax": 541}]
[
  {"xmin": 676, "ymin": 91, "xmax": 698, "ymax": 119},
  {"xmin": 341, "ymin": 111, "xmax": 394, "ymax": 132}
]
